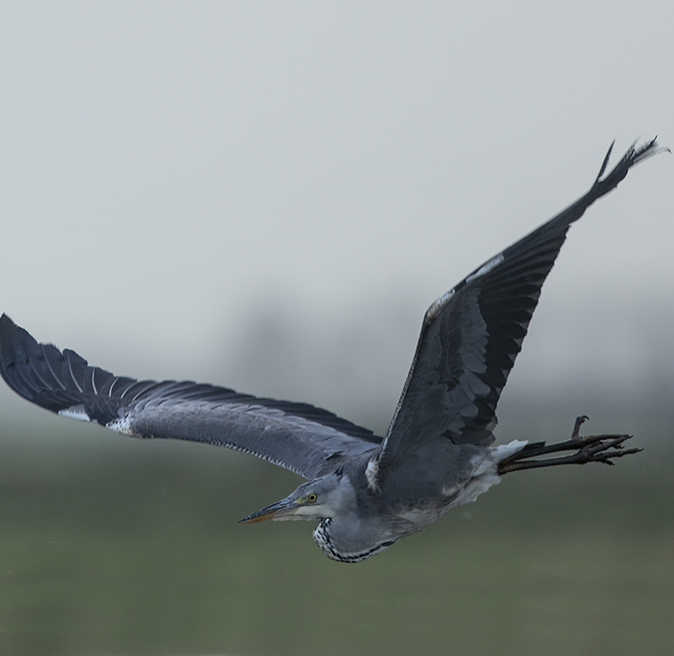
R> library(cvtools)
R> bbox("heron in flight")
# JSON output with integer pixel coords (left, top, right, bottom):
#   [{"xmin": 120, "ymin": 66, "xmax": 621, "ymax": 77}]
[{"xmin": 0, "ymin": 140, "xmax": 664, "ymax": 562}]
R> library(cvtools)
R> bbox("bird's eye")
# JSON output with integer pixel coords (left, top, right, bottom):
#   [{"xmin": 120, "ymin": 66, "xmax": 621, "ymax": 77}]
[{"xmin": 306, "ymin": 493, "xmax": 317, "ymax": 503}]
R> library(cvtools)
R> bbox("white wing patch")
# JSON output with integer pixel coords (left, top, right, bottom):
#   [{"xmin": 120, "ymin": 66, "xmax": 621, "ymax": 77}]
[
  {"xmin": 423, "ymin": 252, "xmax": 505, "ymax": 324},
  {"xmin": 424, "ymin": 289, "xmax": 455, "ymax": 323},
  {"xmin": 106, "ymin": 414, "xmax": 136, "ymax": 436},
  {"xmin": 58, "ymin": 407, "xmax": 92, "ymax": 422},
  {"xmin": 365, "ymin": 456, "xmax": 380, "ymax": 492},
  {"xmin": 466, "ymin": 254, "xmax": 505, "ymax": 284}
]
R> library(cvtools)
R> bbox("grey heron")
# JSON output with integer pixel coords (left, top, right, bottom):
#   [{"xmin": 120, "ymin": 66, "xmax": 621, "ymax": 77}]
[{"xmin": 0, "ymin": 139, "xmax": 664, "ymax": 562}]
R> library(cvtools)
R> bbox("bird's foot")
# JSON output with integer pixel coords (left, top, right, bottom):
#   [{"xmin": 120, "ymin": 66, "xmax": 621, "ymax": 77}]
[{"xmin": 497, "ymin": 415, "xmax": 642, "ymax": 475}]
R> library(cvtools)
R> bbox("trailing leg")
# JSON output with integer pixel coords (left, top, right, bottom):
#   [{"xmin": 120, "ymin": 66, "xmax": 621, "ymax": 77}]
[{"xmin": 497, "ymin": 416, "xmax": 642, "ymax": 475}]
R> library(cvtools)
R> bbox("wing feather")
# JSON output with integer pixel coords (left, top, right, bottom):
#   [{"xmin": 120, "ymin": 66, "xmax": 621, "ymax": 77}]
[
  {"xmin": 0, "ymin": 315, "xmax": 380, "ymax": 479},
  {"xmin": 378, "ymin": 139, "xmax": 664, "ymax": 475}
]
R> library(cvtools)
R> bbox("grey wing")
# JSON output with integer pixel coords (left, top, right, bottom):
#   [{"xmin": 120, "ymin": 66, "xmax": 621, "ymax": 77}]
[
  {"xmin": 0, "ymin": 315, "xmax": 381, "ymax": 480},
  {"xmin": 377, "ymin": 139, "xmax": 663, "ymax": 473}
]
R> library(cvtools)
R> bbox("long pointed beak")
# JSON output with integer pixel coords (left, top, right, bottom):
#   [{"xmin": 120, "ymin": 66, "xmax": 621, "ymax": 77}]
[{"xmin": 238, "ymin": 498, "xmax": 299, "ymax": 524}]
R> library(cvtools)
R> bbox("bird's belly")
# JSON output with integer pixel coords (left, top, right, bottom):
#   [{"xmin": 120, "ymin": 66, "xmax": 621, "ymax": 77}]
[
  {"xmin": 394, "ymin": 506, "xmax": 445, "ymax": 528},
  {"xmin": 390, "ymin": 446, "xmax": 512, "ymax": 530}
]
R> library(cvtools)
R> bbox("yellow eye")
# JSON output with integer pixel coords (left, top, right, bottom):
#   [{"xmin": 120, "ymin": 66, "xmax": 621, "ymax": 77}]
[{"xmin": 306, "ymin": 493, "xmax": 317, "ymax": 503}]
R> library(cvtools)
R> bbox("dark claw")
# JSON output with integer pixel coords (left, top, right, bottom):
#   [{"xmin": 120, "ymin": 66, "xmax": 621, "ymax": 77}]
[{"xmin": 571, "ymin": 414, "xmax": 590, "ymax": 438}]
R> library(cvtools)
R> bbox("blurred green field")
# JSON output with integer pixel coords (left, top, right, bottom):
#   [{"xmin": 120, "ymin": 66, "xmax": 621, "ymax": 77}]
[{"xmin": 0, "ymin": 417, "xmax": 672, "ymax": 656}]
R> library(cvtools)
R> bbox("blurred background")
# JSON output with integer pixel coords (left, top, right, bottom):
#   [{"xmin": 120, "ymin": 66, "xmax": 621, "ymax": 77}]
[{"xmin": 0, "ymin": 2, "xmax": 673, "ymax": 655}]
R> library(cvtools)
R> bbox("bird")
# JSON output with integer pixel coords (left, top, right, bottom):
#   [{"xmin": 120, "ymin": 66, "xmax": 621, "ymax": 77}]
[{"xmin": 0, "ymin": 139, "xmax": 665, "ymax": 563}]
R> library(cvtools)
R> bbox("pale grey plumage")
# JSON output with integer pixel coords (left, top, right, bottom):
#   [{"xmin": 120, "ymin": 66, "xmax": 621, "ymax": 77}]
[{"xmin": 0, "ymin": 139, "xmax": 663, "ymax": 561}]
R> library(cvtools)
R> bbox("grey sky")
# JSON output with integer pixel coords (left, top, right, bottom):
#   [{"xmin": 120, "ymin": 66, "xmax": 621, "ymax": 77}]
[{"xmin": 1, "ymin": 2, "xmax": 673, "ymax": 429}]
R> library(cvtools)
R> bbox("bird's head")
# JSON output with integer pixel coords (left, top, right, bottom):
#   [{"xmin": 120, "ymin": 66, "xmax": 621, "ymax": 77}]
[
  {"xmin": 238, "ymin": 471, "xmax": 354, "ymax": 524},
  {"xmin": 239, "ymin": 467, "xmax": 399, "ymax": 562}
]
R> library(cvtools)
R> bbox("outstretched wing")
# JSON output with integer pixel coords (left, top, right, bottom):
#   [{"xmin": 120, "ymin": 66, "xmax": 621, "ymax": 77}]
[
  {"xmin": 0, "ymin": 315, "xmax": 380, "ymax": 479},
  {"xmin": 377, "ymin": 139, "xmax": 664, "ymax": 475}
]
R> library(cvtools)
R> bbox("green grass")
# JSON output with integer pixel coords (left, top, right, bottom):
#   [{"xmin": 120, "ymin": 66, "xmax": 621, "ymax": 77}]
[{"xmin": 0, "ymin": 423, "xmax": 672, "ymax": 656}]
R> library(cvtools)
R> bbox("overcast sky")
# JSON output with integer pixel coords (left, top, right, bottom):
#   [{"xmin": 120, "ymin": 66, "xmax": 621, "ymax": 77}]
[{"xmin": 1, "ymin": 2, "xmax": 673, "ymax": 432}]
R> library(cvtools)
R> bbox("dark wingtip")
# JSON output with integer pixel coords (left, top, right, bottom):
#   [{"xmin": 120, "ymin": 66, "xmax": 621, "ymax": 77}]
[
  {"xmin": 595, "ymin": 140, "xmax": 615, "ymax": 182},
  {"xmin": 0, "ymin": 313, "xmax": 20, "ymax": 359},
  {"xmin": 590, "ymin": 137, "xmax": 667, "ymax": 198},
  {"xmin": 0, "ymin": 314, "xmax": 34, "ymax": 399},
  {"xmin": 0, "ymin": 313, "xmax": 15, "ymax": 329},
  {"xmin": 0, "ymin": 315, "xmax": 23, "ymax": 350}
]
